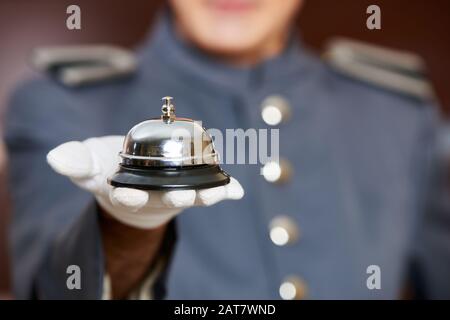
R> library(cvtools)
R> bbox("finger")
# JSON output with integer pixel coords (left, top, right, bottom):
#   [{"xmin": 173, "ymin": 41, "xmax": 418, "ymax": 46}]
[
  {"xmin": 196, "ymin": 185, "xmax": 227, "ymax": 206},
  {"xmin": 70, "ymin": 176, "xmax": 102, "ymax": 194},
  {"xmin": 161, "ymin": 190, "xmax": 196, "ymax": 208},
  {"xmin": 46, "ymin": 141, "xmax": 94, "ymax": 179},
  {"xmin": 225, "ymin": 177, "xmax": 245, "ymax": 200},
  {"xmin": 83, "ymin": 136, "xmax": 123, "ymax": 177},
  {"xmin": 110, "ymin": 187, "xmax": 149, "ymax": 212}
]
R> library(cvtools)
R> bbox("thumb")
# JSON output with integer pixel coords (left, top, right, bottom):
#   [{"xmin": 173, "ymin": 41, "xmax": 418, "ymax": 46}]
[{"xmin": 47, "ymin": 141, "xmax": 96, "ymax": 179}]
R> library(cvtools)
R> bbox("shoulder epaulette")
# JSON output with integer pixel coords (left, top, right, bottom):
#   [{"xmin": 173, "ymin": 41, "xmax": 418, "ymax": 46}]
[
  {"xmin": 29, "ymin": 45, "xmax": 137, "ymax": 87},
  {"xmin": 323, "ymin": 37, "xmax": 435, "ymax": 100}
]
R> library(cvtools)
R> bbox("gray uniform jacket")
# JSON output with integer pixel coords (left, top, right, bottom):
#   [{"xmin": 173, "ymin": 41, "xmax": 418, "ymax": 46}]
[{"xmin": 5, "ymin": 14, "xmax": 450, "ymax": 299}]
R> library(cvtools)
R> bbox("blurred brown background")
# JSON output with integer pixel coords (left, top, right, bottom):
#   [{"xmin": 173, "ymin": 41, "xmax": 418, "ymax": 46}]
[{"xmin": 0, "ymin": 0, "xmax": 449, "ymax": 298}]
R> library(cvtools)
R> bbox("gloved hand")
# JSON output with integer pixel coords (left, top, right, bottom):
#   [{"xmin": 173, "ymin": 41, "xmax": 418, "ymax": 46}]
[{"xmin": 47, "ymin": 136, "xmax": 244, "ymax": 229}]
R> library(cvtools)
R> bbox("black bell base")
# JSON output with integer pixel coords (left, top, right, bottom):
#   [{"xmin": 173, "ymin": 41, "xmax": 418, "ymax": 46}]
[{"xmin": 108, "ymin": 164, "xmax": 231, "ymax": 190}]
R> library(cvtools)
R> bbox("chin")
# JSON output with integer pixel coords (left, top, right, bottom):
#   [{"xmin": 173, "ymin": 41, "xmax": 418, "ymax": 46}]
[{"xmin": 194, "ymin": 31, "xmax": 265, "ymax": 58}]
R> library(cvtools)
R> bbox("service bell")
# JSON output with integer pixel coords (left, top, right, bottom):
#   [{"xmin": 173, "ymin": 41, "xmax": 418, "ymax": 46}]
[{"xmin": 108, "ymin": 97, "xmax": 230, "ymax": 190}]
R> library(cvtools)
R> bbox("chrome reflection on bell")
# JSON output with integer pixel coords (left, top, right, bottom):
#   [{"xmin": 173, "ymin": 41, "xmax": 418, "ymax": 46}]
[
  {"xmin": 120, "ymin": 97, "xmax": 218, "ymax": 168},
  {"xmin": 108, "ymin": 97, "xmax": 230, "ymax": 190}
]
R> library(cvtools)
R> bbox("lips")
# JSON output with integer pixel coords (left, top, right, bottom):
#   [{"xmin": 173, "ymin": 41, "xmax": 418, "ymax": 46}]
[{"xmin": 208, "ymin": 0, "xmax": 257, "ymax": 13}]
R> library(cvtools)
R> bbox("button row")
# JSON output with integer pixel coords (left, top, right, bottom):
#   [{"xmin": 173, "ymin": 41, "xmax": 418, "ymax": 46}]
[{"xmin": 261, "ymin": 96, "xmax": 306, "ymax": 299}]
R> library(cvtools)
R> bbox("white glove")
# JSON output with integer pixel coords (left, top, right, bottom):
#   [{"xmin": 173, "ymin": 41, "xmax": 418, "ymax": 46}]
[{"xmin": 46, "ymin": 136, "xmax": 244, "ymax": 229}]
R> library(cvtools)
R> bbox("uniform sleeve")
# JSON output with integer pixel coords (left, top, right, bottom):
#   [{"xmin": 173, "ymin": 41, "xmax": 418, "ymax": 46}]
[
  {"xmin": 409, "ymin": 107, "xmax": 450, "ymax": 299},
  {"xmin": 4, "ymin": 79, "xmax": 105, "ymax": 299}
]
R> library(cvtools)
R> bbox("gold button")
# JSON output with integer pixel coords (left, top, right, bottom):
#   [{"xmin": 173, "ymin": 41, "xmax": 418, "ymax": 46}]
[
  {"xmin": 269, "ymin": 216, "xmax": 299, "ymax": 246},
  {"xmin": 261, "ymin": 159, "xmax": 293, "ymax": 184},
  {"xmin": 279, "ymin": 276, "xmax": 308, "ymax": 300},
  {"xmin": 261, "ymin": 95, "xmax": 291, "ymax": 126}
]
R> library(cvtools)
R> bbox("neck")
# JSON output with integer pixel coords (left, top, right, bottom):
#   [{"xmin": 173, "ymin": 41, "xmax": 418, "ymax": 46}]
[{"xmin": 210, "ymin": 33, "xmax": 289, "ymax": 67}]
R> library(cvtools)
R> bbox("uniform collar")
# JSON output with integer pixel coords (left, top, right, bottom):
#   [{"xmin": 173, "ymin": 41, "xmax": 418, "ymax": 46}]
[{"xmin": 141, "ymin": 12, "xmax": 315, "ymax": 94}]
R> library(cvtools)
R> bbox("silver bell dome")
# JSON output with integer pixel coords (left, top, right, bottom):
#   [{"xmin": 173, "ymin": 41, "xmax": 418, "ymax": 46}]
[
  {"xmin": 120, "ymin": 96, "xmax": 219, "ymax": 167},
  {"xmin": 108, "ymin": 96, "xmax": 230, "ymax": 190}
]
